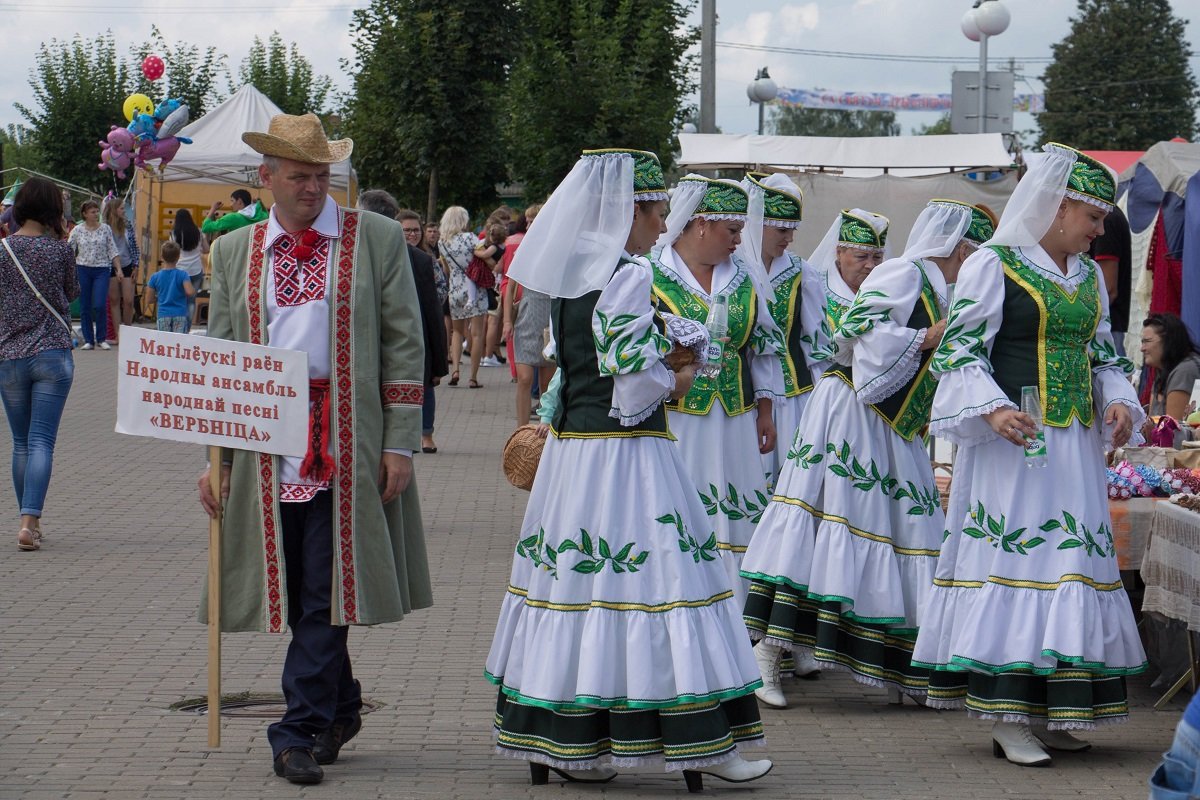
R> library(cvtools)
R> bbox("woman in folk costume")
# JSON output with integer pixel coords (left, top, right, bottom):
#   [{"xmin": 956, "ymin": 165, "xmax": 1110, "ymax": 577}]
[
  {"xmin": 740, "ymin": 172, "xmax": 825, "ymax": 479},
  {"xmin": 740, "ymin": 200, "xmax": 993, "ymax": 709},
  {"xmin": 806, "ymin": 209, "xmax": 891, "ymax": 371},
  {"xmin": 912, "ymin": 144, "xmax": 1146, "ymax": 767},
  {"xmin": 648, "ymin": 176, "xmax": 781, "ymax": 607},
  {"xmin": 484, "ymin": 149, "xmax": 773, "ymax": 792}
]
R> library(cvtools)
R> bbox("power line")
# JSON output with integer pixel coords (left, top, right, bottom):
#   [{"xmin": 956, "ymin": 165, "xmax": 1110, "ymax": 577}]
[
  {"xmin": 716, "ymin": 40, "xmax": 1053, "ymax": 64},
  {"xmin": 0, "ymin": 2, "xmax": 367, "ymax": 12},
  {"xmin": 718, "ymin": 39, "xmax": 1198, "ymax": 64}
]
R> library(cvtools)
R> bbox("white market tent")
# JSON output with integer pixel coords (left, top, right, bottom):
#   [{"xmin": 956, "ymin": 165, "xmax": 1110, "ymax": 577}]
[
  {"xmin": 156, "ymin": 84, "xmax": 354, "ymax": 190},
  {"xmin": 133, "ymin": 85, "xmax": 356, "ymax": 278},
  {"xmin": 676, "ymin": 132, "xmax": 1017, "ymax": 256}
]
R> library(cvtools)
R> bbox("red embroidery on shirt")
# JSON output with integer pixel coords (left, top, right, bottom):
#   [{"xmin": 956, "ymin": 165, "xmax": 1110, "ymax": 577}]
[{"xmin": 272, "ymin": 231, "xmax": 330, "ymax": 307}]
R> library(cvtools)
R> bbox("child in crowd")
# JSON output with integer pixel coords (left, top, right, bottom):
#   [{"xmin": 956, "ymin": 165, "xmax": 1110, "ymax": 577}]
[{"xmin": 145, "ymin": 240, "xmax": 195, "ymax": 332}]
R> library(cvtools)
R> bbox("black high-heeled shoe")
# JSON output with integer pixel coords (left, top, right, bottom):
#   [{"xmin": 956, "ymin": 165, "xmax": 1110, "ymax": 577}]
[{"xmin": 528, "ymin": 762, "xmax": 617, "ymax": 785}]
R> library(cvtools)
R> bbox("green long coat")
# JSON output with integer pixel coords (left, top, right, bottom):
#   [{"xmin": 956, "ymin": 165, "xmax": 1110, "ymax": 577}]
[{"xmin": 200, "ymin": 208, "xmax": 433, "ymax": 632}]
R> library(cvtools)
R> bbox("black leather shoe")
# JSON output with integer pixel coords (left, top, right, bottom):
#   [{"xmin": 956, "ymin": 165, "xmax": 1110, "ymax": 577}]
[
  {"xmin": 273, "ymin": 747, "xmax": 324, "ymax": 784},
  {"xmin": 313, "ymin": 714, "xmax": 362, "ymax": 765}
]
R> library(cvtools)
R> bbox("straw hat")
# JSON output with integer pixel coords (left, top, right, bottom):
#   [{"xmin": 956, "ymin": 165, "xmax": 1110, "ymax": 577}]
[{"xmin": 241, "ymin": 113, "xmax": 353, "ymax": 164}]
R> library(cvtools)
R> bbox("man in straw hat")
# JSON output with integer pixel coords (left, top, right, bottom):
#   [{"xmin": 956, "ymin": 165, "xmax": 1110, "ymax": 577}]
[{"xmin": 198, "ymin": 113, "xmax": 432, "ymax": 784}]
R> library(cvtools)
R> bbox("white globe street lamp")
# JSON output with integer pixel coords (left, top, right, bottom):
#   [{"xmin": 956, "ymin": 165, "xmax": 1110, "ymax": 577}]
[
  {"xmin": 747, "ymin": 67, "xmax": 778, "ymax": 135},
  {"xmin": 963, "ymin": 0, "xmax": 1010, "ymax": 133}
]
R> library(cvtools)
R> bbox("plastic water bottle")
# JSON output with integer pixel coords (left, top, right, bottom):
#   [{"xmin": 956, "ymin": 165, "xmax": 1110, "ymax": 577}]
[
  {"xmin": 704, "ymin": 294, "xmax": 728, "ymax": 371},
  {"xmin": 1021, "ymin": 385, "xmax": 1048, "ymax": 468}
]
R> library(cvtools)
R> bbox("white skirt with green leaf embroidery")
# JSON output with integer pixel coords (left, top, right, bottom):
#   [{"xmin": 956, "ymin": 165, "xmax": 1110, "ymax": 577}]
[
  {"xmin": 912, "ymin": 422, "xmax": 1146, "ymax": 676},
  {"xmin": 740, "ymin": 376, "xmax": 944, "ymax": 631},
  {"xmin": 485, "ymin": 435, "xmax": 762, "ymax": 709},
  {"xmin": 766, "ymin": 391, "xmax": 812, "ymax": 482},
  {"xmin": 668, "ymin": 406, "xmax": 774, "ymax": 608}
]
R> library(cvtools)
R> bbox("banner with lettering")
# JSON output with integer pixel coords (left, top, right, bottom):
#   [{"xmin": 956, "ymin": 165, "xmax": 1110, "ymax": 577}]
[
  {"xmin": 776, "ymin": 87, "xmax": 1044, "ymax": 113},
  {"xmin": 115, "ymin": 326, "xmax": 309, "ymax": 456}
]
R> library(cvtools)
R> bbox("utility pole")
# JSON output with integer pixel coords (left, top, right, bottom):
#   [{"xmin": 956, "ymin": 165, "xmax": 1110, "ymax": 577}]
[{"xmin": 700, "ymin": 0, "xmax": 716, "ymax": 133}]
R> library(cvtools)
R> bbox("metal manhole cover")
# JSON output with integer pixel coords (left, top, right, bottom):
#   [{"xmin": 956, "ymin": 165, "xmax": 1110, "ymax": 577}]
[{"xmin": 171, "ymin": 692, "xmax": 382, "ymax": 718}]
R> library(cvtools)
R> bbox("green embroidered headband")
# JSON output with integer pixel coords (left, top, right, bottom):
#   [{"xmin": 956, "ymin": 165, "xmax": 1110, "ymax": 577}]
[
  {"xmin": 929, "ymin": 199, "xmax": 997, "ymax": 245},
  {"xmin": 747, "ymin": 172, "xmax": 802, "ymax": 228},
  {"xmin": 1044, "ymin": 142, "xmax": 1116, "ymax": 210},
  {"xmin": 838, "ymin": 209, "xmax": 888, "ymax": 251},
  {"xmin": 677, "ymin": 176, "xmax": 749, "ymax": 221},
  {"xmin": 581, "ymin": 148, "xmax": 669, "ymax": 201}
]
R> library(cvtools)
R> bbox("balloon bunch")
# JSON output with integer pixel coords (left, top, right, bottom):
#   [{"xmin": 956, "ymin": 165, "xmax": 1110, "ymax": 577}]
[{"xmin": 98, "ymin": 55, "xmax": 193, "ymax": 178}]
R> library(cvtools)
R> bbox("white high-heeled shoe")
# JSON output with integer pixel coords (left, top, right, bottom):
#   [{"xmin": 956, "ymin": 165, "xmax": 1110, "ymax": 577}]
[
  {"xmin": 753, "ymin": 641, "xmax": 787, "ymax": 708},
  {"xmin": 992, "ymin": 721, "xmax": 1053, "ymax": 767},
  {"xmin": 683, "ymin": 755, "xmax": 773, "ymax": 792}
]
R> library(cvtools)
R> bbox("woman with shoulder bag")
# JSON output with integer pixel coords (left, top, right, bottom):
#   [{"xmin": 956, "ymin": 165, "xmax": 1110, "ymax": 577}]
[{"xmin": 0, "ymin": 177, "xmax": 79, "ymax": 551}]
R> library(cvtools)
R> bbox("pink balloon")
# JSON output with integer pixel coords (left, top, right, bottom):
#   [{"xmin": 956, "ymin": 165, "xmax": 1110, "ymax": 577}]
[{"xmin": 142, "ymin": 54, "xmax": 165, "ymax": 82}]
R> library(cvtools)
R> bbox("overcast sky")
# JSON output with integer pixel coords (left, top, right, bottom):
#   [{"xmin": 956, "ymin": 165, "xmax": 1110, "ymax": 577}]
[{"xmin": 3, "ymin": 0, "xmax": 1197, "ymax": 139}]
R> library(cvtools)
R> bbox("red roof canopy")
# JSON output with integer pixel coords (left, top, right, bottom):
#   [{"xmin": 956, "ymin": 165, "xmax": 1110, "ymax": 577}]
[{"xmin": 1082, "ymin": 150, "xmax": 1145, "ymax": 176}]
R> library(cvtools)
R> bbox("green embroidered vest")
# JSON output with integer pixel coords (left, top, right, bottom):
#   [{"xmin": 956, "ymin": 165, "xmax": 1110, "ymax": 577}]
[
  {"xmin": 769, "ymin": 255, "xmax": 814, "ymax": 398},
  {"xmin": 988, "ymin": 246, "xmax": 1101, "ymax": 428},
  {"xmin": 550, "ymin": 259, "xmax": 670, "ymax": 439},
  {"xmin": 824, "ymin": 268, "xmax": 942, "ymax": 441},
  {"xmin": 651, "ymin": 259, "xmax": 757, "ymax": 416}
]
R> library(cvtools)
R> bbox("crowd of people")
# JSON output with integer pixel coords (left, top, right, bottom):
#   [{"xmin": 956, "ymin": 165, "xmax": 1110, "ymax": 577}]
[
  {"xmin": 481, "ymin": 140, "xmax": 1195, "ymax": 793},
  {"xmin": 1, "ymin": 114, "xmax": 1196, "ymax": 795}
]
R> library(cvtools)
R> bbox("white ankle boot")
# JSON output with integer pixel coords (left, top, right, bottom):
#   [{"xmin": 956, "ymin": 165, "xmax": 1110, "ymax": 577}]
[
  {"xmin": 683, "ymin": 755, "xmax": 773, "ymax": 792},
  {"xmin": 992, "ymin": 721, "xmax": 1053, "ymax": 766},
  {"xmin": 1030, "ymin": 721, "xmax": 1091, "ymax": 752},
  {"xmin": 792, "ymin": 648, "xmax": 821, "ymax": 679},
  {"xmin": 753, "ymin": 641, "xmax": 786, "ymax": 708}
]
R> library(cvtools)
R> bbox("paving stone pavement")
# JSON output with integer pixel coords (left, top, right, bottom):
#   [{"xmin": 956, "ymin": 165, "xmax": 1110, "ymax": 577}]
[{"xmin": 0, "ymin": 342, "xmax": 1185, "ymax": 799}]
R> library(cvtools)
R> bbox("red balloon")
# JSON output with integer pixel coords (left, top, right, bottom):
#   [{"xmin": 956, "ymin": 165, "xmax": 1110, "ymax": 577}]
[{"xmin": 142, "ymin": 55, "xmax": 165, "ymax": 82}]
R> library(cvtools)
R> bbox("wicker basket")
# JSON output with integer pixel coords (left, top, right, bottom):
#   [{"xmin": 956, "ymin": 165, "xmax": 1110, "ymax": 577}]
[
  {"xmin": 931, "ymin": 460, "xmax": 953, "ymax": 513},
  {"xmin": 502, "ymin": 424, "xmax": 546, "ymax": 491}
]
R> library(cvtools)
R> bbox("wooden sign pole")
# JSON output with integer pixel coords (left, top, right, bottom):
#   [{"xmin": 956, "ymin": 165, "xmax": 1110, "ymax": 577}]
[{"xmin": 207, "ymin": 445, "xmax": 223, "ymax": 748}]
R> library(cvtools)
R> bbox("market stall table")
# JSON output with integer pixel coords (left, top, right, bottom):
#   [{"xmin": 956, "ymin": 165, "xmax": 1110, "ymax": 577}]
[{"xmin": 1141, "ymin": 500, "xmax": 1200, "ymax": 707}]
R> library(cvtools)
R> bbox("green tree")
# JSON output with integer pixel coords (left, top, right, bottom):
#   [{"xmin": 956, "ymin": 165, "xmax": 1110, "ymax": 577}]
[
  {"xmin": 1040, "ymin": 0, "xmax": 1197, "ymax": 148},
  {"xmin": 238, "ymin": 32, "xmax": 332, "ymax": 116},
  {"xmin": 1, "ymin": 125, "xmax": 45, "ymax": 175},
  {"xmin": 131, "ymin": 26, "xmax": 228, "ymax": 118},
  {"xmin": 914, "ymin": 113, "xmax": 952, "ymax": 136},
  {"xmin": 768, "ymin": 105, "xmax": 901, "ymax": 137},
  {"xmin": 345, "ymin": 0, "xmax": 514, "ymax": 218},
  {"xmin": 504, "ymin": 0, "xmax": 698, "ymax": 201},
  {"xmin": 16, "ymin": 33, "xmax": 132, "ymax": 191}
]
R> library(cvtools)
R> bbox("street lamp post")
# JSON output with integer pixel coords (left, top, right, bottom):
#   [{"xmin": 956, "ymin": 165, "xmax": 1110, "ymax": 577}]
[
  {"xmin": 747, "ymin": 67, "xmax": 779, "ymax": 136},
  {"xmin": 962, "ymin": 0, "xmax": 1011, "ymax": 133}
]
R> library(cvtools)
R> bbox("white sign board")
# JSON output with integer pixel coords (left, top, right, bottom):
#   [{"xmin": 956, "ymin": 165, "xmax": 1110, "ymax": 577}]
[{"xmin": 115, "ymin": 326, "xmax": 309, "ymax": 456}]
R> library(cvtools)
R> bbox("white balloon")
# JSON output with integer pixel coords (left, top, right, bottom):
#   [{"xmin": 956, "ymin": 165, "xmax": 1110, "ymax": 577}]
[
  {"xmin": 961, "ymin": 9, "xmax": 981, "ymax": 42},
  {"xmin": 975, "ymin": 0, "xmax": 1011, "ymax": 36}
]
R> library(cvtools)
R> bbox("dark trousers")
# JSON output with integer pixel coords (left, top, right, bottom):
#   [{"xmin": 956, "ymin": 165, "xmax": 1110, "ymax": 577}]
[{"xmin": 267, "ymin": 491, "xmax": 362, "ymax": 758}]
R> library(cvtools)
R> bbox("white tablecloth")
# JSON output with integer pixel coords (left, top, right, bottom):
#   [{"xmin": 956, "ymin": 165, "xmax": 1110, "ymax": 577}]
[{"xmin": 1142, "ymin": 501, "xmax": 1200, "ymax": 632}]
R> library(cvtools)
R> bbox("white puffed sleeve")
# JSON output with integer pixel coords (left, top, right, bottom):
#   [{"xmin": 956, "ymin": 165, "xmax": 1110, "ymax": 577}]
[
  {"xmin": 1088, "ymin": 262, "xmax": 1146, "ymax": 446},
  {"xmin": 831, "ymin": 260, "xmax": 928, "ymax": 404},
  {"xmin": 927, "ymin": 248, "xmax": 1014, "ymax": 446},
  {"xmin": 593, "ymin": 258, "xmax": 676, "ymax": 426},
  {"xmin": 797, "ymin": 259, "xmax": 831, "ymax": 387}
]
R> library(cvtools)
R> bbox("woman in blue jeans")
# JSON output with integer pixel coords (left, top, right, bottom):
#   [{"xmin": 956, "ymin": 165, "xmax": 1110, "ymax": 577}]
[
  {"xmin": 67, "ymin": 199, "xmax": 119, "ymax": 350},
  {"xmin": 0, "ymin": 177, "xmax": 78, "ymax": 551}
]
